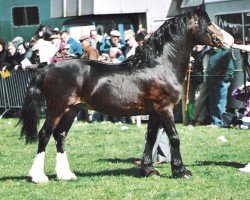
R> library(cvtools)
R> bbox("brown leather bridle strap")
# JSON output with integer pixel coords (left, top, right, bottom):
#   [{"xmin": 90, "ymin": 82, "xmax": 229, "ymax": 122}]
[{"xmin": 206, "ymin": 23, "xmax": 224, "ymax": 46}]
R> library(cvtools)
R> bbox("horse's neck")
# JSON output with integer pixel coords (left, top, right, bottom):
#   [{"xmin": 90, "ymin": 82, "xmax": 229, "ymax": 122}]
[{"xmin": 160, "ymin": 38, "xmax": 193, "ymax": 83}]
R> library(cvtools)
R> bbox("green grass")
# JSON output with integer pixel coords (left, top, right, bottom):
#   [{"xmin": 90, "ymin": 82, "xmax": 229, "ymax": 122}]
[{"xmin": 0, "ymin": 118, "xmax": 249, "ymax": 200}]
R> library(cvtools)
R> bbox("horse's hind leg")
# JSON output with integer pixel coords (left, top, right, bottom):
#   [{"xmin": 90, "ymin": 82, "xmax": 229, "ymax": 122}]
[
  {"xmin": 53, "ymin": 105, "xmax": 81, "ymax": 181},
  {"xmin": 29, "ymin": 113, "xmax": 59, "ymax": 184},
  {"xmin": 141, "ymin": 113, "xmax": 161, "ymax": 176},
  {"xmin": 160, "ymin": 109, "xmax": 192, "ymax": 178}
]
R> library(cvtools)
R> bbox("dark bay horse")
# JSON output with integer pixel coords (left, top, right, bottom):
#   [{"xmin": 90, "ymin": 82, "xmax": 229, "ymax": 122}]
[{"xmin": 20, "ymin": 8, "xmax": 234, "ymax": 183}]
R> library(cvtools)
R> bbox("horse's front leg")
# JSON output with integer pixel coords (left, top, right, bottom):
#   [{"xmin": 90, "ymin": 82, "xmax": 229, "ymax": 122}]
[
  {"xmin": 29, "ymin": 118, "xmax": 55, "ymax": 184},
  {"xmin": 53, "ymin": 106, "xmax": 80, "ymax": 181},
  {"xmin": 161, "ymin": 109, "xmax": 192, "ymax": 178},
  {"xmin": 141, "ymin": 113, "xmax": 161, "ymax": 176}
]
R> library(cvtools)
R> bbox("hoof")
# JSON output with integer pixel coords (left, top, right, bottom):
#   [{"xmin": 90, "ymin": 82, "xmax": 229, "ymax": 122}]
[
  {"xmin": 30, "ymin": 174, "xmax": 49, "ymax": 184},
  {"xmin": 57, "ymin": 171, "xmax": 77, "ymax": 181},
  {"xmin": 141, "ymin": 165, "xmax": 160, "ymax": 177},
  {"xmin": 172, "ymin": 166, "xmax": 192, "ymax": 179}
]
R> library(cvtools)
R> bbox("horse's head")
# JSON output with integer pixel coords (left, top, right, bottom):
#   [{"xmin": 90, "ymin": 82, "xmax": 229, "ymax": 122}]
[
  {"xmin": 192, "ymin": 8, "xmax": 234, "ymax": 49},
  {"xmin": 206, "ymin": 22, "xmax": 234, "ymax": 49}
]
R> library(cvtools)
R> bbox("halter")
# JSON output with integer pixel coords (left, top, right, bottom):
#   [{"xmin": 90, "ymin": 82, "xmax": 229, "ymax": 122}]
[{"xmin": 206, "ymin": 22, "xmax": 226, "ymax": 47}]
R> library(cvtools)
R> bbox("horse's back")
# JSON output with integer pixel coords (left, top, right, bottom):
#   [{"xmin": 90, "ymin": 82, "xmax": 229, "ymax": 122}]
[{"xmin": 52, "ymin": 59, "xmax": 130, "ymax": 73}]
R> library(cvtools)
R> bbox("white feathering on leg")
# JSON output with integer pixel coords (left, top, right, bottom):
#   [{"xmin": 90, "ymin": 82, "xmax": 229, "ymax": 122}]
[
  {"xmin": 56, "ymin": 152, "xmax": 77, "ymax": 180},
  {"xmin": 29, "ymin": 152, "xmax": 49, "ymax": 184}
]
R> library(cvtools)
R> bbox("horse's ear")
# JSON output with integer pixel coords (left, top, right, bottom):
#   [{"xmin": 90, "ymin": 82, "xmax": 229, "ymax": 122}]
[{"xmin": 196, "ymin": 4, "xmax": 205, "ymax": 12}]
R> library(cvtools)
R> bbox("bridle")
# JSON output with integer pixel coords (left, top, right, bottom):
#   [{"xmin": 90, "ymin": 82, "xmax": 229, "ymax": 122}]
[
  {"xmin": 206, "ymin": 22, "xmax": 243, "ymax": 62},
  {"xmin": 207, "ymin": 22, "xmax": 250, "ymax": 97},
  {"xmin": 206, "ymin": 22, "xmax": 230, "ymax": 48}
]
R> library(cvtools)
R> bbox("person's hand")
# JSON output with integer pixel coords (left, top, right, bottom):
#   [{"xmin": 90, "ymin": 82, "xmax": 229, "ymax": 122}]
[
  {"xmin": 2, "ymin": 66, "xmax": 6, "ymax": 71},
  {"xmin": 238, "ymin": 82, "xmax": 250, "ymax": 90},
  {"xmin": 190, "ymin": 56, "xmax": 195, "ymax": 63},
  {"xmin": 21, "ymin": 65, "xmax": 26, "ymax": 70},
  {"xmin": 14, "ymin": 65, "xmax": 20, "ymax": 70},
  {"xmin": 233, "ymin": 44, "xmax": 250, "ymax": 53}
]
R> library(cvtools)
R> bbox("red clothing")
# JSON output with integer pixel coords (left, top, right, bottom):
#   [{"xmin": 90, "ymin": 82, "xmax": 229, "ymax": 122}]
[
  {"xmin": 232, "ymin": 87, "xmax": 250, "ymax": 117},
  {"xmin": 51, "ymin": 52, "xmax": 74, "ymax": 64}
]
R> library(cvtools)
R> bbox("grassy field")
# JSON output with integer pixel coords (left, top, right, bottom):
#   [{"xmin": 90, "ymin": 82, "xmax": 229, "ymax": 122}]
[{"xmin": 0, "ymin": 118, "xmax": 249, "ymax": 200}]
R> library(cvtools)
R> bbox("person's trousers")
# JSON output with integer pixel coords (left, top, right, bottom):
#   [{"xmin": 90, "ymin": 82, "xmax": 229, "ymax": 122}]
[{"xmin": 208, "ymin": 81, "xmax": 231, "ymax": 127}]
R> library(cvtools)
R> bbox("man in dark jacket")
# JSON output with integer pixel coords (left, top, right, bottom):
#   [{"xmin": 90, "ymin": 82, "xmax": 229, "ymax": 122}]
[{"xmin": 207, "ymin": 47, "xmax": 235, "ymax": 127}]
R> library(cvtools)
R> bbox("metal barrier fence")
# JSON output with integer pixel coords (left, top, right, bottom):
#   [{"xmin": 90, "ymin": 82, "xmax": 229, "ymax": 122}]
[{"xmin": 0, "ymin": 70, "xmax": 37, "ymax": 115}]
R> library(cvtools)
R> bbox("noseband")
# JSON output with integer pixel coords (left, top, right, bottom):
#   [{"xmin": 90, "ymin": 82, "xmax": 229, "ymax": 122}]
[{"xmin": 206, "ymin": 22, "xmax": 224, "ymax": 47}]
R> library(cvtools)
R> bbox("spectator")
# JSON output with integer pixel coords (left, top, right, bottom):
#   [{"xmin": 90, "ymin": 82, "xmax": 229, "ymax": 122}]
[
  {"xmin": 207, "ymin": 47, "xmax": 235, "ymax": 127},
  {"xmin": 53, "ymin": 27, "xmax": 60, "ymax": 35},
  {"xmin": 109, "ymin": 47, "xmax": 123, "ymax": 63},
  {"xmin": 50, "ymin": 34, "xmax": 62, "ymax": 52},
  {"xmin": 89, "ymin": 30, "xmax": 99, "ymax": 50},
  {"xmin": 12, "ymin": 36, "xmax": 24, "ymax": 48},
  {"xmin": 232, "ymin": 81, "xmax": 250, "ymax": 118},
  {"xmin": 98, "ymin": 53, "xmax": 111, "ymax": 63},
  {"xmin": 51, "ymin": 42, "xmax": 74, "ymax": 64},
  {"xmin": 15, "ymin": 42, "xmax": 34, "ymax": 69},
  {"xmin": 135, "ymin": 28, "xmax": 149, "ymax": 46},
  {"xmin": 79, "ymin": 35, "xmax": 100, "ymax": 122},
  {"xmin": 3, "ymin": 42, "xmax": 19, "ymax": 70},
  {"xmin": 29, "ymin": 44, "xmax": 40, "ymax": 65},
  {"xmin": 124, "ymin": 30, "xmax": 138, "ymax": 59},
  {"xmin": 79, "ymin": 35, "xmax": 99, "ymax": 60},
  {"xmin": 61, "ymin": 30, "xmax": 83, "ymax": 58},
  {"xmin": 183, "ymin": 45, "xmax": 210, "ymax": 125},
  {"xmin": 99, "ymin": 30, "xmax": 126, "ymax": 61},
  {"xmin": 0, "ymin": 38, "xmax": 8, "ymax": 70},
  {"xmin": 191, "ymin": 49, "xmax": 211, "ymax": 125},
  {"xmin": 232, "ymin": 44, "xmax": 250, "ymax": 173}
]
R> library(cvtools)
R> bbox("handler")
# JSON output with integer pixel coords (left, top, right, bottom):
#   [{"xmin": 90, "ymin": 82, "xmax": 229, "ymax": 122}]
[{"xmin": 233, "ymin": 43, "xmax": 250, "ymax": 173}]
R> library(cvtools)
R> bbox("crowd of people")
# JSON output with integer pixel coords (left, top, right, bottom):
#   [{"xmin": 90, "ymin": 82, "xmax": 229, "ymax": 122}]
[
  {"xmin": 183, "ymin": 45, "xmax": 250, "ymax": 130},
  {"xmin": 0, "ymin": 27, "xmax": 148, "ymax": 72}
]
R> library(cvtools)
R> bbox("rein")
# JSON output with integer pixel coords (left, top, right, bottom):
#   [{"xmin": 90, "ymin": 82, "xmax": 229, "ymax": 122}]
[{"xmin": 231, "ymin": 47, "xmax": 242, "ymax": 61}]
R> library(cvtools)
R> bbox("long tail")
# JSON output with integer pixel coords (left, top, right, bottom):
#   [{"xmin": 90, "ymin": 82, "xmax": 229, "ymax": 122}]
[{"xmin": 19, "ymin": 67, "xmax": 49, "ymax": 143}]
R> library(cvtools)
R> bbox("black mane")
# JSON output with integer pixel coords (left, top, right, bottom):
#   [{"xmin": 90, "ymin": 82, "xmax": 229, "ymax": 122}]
[{"xmin": 126, "ymin": 9, "xmax": 211, "ymax": 70}]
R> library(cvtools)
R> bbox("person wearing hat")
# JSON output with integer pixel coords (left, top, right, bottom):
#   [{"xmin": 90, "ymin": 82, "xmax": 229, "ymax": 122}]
[
  {"xmin": 124, "ymin": 29, "xmax": 138, "ymax": 59},
  {"xmin": 78, "ymin": 35, "xmax": 101, "ymax": 122},
  {"xmin": 79, "ymin": 35, "xmax": 99, "ymax": 61},
  {"xmin": 51, "ymin": 42, "xmax": 73, "ymax": 64},
  {"xmin": 53, "ymin": 27, "xmax": 60, "ymax": 35},
  {"xmin": 99, "ymin": 30, "xmax": 125, "ymax": 61}
]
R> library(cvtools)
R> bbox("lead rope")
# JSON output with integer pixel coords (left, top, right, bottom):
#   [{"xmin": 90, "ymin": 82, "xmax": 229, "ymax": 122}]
[
  {"xmin": 231, "ymin": 46, "xmax": 242, "ymax": 61},
  {"xmin": 185, "ymin": 63, "xmax": 193, "ymax": 111}
]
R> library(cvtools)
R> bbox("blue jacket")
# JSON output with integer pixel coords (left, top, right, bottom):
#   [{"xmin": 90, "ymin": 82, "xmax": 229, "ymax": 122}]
[
  {"xmin": 99, "ymin": 38, "xmax": 126, "ymax": 61},
  {"xmin": 67, "ymin": 37, "xmax": 83, "ymax": 57},
  {"xmin": 99, "ymin": 38, "xmax": 125, "ymax": 54}
]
